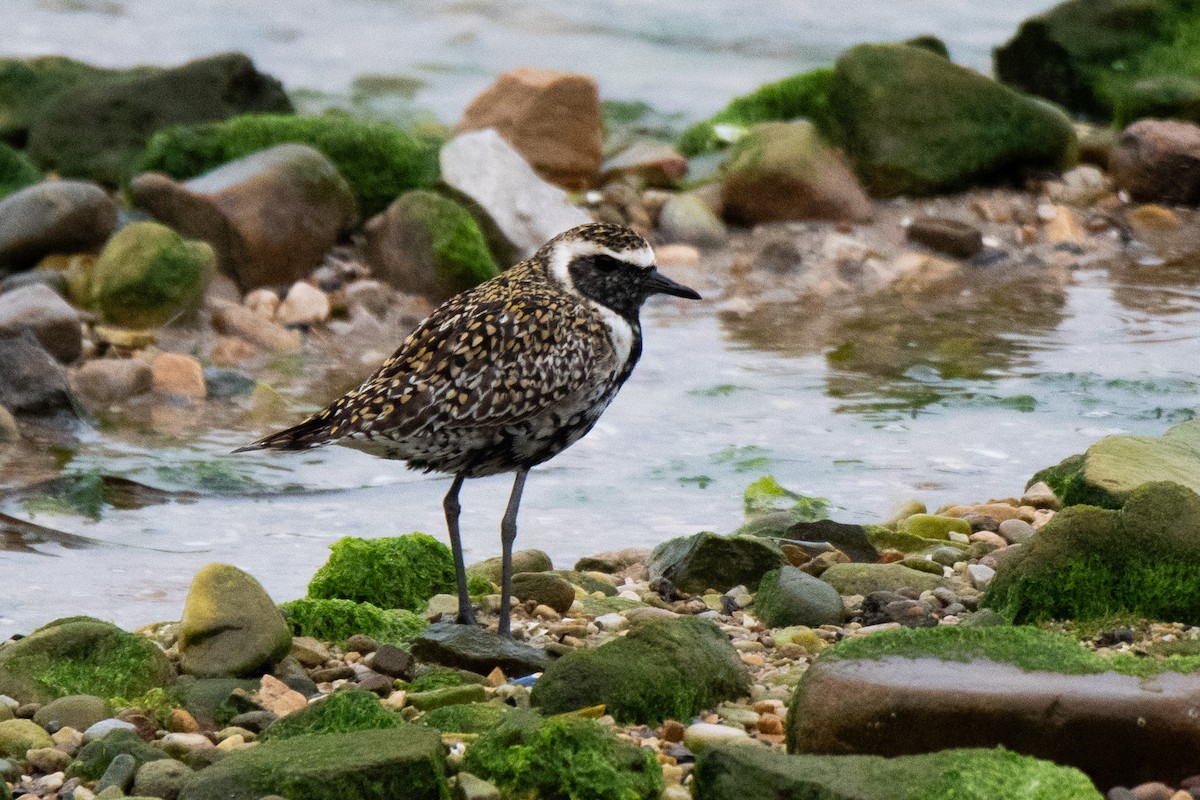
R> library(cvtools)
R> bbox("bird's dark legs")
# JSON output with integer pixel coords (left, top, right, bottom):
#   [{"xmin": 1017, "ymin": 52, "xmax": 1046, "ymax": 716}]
[
  {"xmin": 498, "ymin": 468, "xmax": 529, "ymax": 638},
  {"xmin": 442, "ymin": 473, "xmax": 476, "ymax": 626}
]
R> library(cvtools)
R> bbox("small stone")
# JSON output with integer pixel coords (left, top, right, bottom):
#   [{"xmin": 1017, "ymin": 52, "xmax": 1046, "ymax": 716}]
[
  {"xmin": 1130, "ymin": 782, "xmax": 1175, "ymax": 800},
  {"xmin": 0, "ymin": 283, "xmax": 82, "ymax": 363},
  {"xmin": 368, "ymin": 644, "xmax": 414, "ymax": 679},
  {"xmin": 682, "ymin": 722, "xmax": 752, "ymax": 754},
  {"xmin": 661, "ymin": 720, "xmax": 686, "ymax": 743},
  {"xmin": 657, "ymin": 192, "xmax": 727, "ymax": 246},
  {"xmin": 276, "ymin": 281, "xmax": 330, "ymax": 326},
  {"xmin": 654, "ymin": 243, "xmax": 701, "ymax": 268},
  {"xmin": 344, "ymin": 634, "xmax": 378, "ymax": 654},
  {"xmin": 0, "ymin": 180, "xmax": 117, "ymax": 271},
  {"xmin": 72, "ymin": 358, "xmax": 153, "ymax": 405},
  {"xmin": 1020, "ymin": 481, "xmax": 1061, "ymax": 510},
  {"xmin": 243, "ymin": 288, "xmax": 279, "ymax": 319},
  {"xmin": 756, "ymin": 713, "xmax": 784, "ymax": 736},
  {"xmin": 967, "ymin": 563, "xmax": 995, "ymax": 589},
  {"xmin": 905, "ymin": 217, "xmax": 983, "ymax": 259},
  {"xmin": 202, "ymin": 366, "xmax": 255, "ymax": 400},
  {"xmin": 95, "ymin": 752, "xmax": 137, "ymax": 794},
  {"xmin": 82, "ymin": 718, "xmax": 137, "ymax": 741},
  {"xmin": 997, "ymin": 519, "xmax": 1035, "ymax": 545},
  {"xmin": 1043, "ymin": 205, "xmax": 1082, "ymax": 244},
  {"xmin": 455, "ymin": 771, "xmax": 502, "ymax": 800},
  {"xmin": 160, "ymin": 732, "xmax": 217, "ymax": 759},
  {"xmin": 27, "ymin": 746, "xmax": 71, "ymax": 773},
  {"xmin": 255, "ymin": 674, "xmax": 307, "ymax": 717},
  {"xmin": 968, "ymin": 532, "xmax": 1007, "ymax": 549},
  {"xmin": 151, "ymin": 352, "xmax": 206, "ymax": 399},
  {"xmin": 168, "ymin": 708, "xmax": 201, "ymax": 734},
  {"xmin": 210, "ymin": 299, "xmax": 302, "ymax": 353}
]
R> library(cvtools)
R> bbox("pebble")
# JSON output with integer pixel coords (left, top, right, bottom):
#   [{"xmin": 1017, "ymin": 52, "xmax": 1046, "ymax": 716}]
[
  {"xmin": 151, "ymin": 352, "xmax": 206, "ymax": 399},
  {"xmin": 276, "ymin": 281, "xmax": 331, "ymax": 326},
  {"xmin": 244, "ymin": 288, "xmax": 280, "ymax": 319},
  {"xmin": 998, "ymin": 518, "xmax": 1036, "ymax": 545},
  {"xmin": 967, "ymin": 563, "xmax": 995, "ymax": 589},
  {"xmin": 82, "ymin": 718, "xmax": 136, "ymax": 741},
  {"xmin": 660, "ymin": 720, "xmax": 686, "ymax": 743},
  {"xmin": 683, "ymin": 722, "xmax": 753, "ymax": 754}
]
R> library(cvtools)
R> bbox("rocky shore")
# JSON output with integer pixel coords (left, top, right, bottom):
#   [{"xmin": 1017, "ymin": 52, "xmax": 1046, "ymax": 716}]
[{"xmin": 5, "ymin": 0, "xmax": 1200, "ymax": 797}]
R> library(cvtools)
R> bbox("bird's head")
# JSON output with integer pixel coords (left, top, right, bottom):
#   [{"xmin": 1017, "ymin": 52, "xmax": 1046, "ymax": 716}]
[{"xmin": 538, "ymin": 223, "xmax": 701, "ymax": 321}]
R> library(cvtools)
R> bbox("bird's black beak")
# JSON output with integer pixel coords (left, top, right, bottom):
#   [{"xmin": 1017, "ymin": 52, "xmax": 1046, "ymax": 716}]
[{"xmin": 643, "ymin": 268, "xmax": 701, "ymax": 300}]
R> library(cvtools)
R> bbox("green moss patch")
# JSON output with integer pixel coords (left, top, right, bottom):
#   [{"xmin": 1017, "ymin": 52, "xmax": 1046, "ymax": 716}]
[
  {"xmin": 407, "ymin": 667, "xmax": 466, "ymax": 693},
  {"xmin": 418, "ymin": 701, "xmax": 513, "ymax": 734},
  {"xmin": 387, "ymin": 190, "xmax": 499, "ymax": 296},
  {"xmin": 306, "ymin": 533, "xmax": 456, "ymax": 612},
  {"xmin": 531, "ymin": 617, "xmax": 750, "ymax": 724},
  {"xmin": 463, "ymin": 711, "xmax": 662, "ymax": 800},
  {"xmin": 0, "ymin": 143, "xmax": 39, "ymax": 200},
  {"xmin": 141, "ymin": 113, "xmax": 438, "ymax": 217},
  {"xmin": 280, "ymin": 598, "xmax": 427, "ymax": 647},
  {"xmin": 259, "ymin": 690, "xmax": 404, "ymax": 742}
]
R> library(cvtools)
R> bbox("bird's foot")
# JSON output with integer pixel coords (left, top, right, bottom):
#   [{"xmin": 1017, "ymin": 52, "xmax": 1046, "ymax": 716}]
[{"xmin": 455, "ymin": 607, "xmax": 479, "ymax": 626}]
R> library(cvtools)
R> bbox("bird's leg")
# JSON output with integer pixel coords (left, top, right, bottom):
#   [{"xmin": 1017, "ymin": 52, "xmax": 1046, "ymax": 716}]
[
  {"xmin": 442, "ymin": 473, "xmax": 476, "ymax": 625},
  {"xmin": 498, "ymin": 468, "xmax": 529, "ymax": 638}
]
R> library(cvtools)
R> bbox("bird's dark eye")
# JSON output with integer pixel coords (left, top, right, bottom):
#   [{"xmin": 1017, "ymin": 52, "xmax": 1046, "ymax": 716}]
[{"xmin": 594, "ymin": 255, "xmax": 622, "ymax": 273}]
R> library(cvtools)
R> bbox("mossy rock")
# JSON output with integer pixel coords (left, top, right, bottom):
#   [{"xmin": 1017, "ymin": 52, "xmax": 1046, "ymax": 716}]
[
  {"xmin": 677, "ymin": 68, "xmax": 835, "ymax": 157},
  {"xmin": 32, "ymin": 694, "xmax": 108, "ymax": 732},
  {"xmin": 87, "ymin": 220, "xmax": 215, "ymax": 329},
  {"xmin": 280, "ymin": 598, "xmax": 427, "ymax": 647},
  {"xmin": 407, "ymin": 684, "xmax": 486, "ymax": 711},
  {"xmin": 67, "ymin": 728, "xmax": 170, "ymax": 781},
  {"xmin": 829, "ymin": 43, "xmax": 1077, "ymax": 197},
  {"xmin": 307, "ymin": 533, "xmax": 456, "ymax": 612},
  {"xmin": 175, "ymin": 677, "xmax": 262, "ymax": 730},
  {"xmin": 984, "ymin": 481, "xmax": 1200, "ymax": 624},
  {"xmin": 0, "ymin": 55, "xmax": 116, "ymax": 144},
  {"xmin": 754, "ymin": 566, "xmax": 845, "ymax": 629},
  {"xmin": 418, "ymin": 701, "xmax": 513, "ymax": 734},
  {"xmin": 531, "ymin": 617, "xmax": 750, "ymax": 724},
  {"xmin": 25, "ymin": 52, "xmax": 292, "ymax": 186},
  {"xmin": 463, "ymin": 710, "xmax": 663, "ymax": 800},
  {"xmin": 0, "ymin": 718, "xmax": 52, "ymax": 759},
  {"xmin": 1028, "ymin": 419, "xmax": 1200, "ymax": 510},
  {"xmin": 867, "ymin": 524, "xmax": 966, "ymax": 556},
  {"xmin": 648, "ymin": 531, "xmax": 786, "ymax": 594},
  {"xmin": 0, "ymin": 143, "xmax": 40, "ymax": 200},
  {"xmin": 818, "ymin": 563, "xmax": 947, "ymax": 596},
  {"xmin": 897, "ymin": 514, "xmax": 971, "ymax": 540},
  {"xmin": 693, "ymin": 744, "xmax": 1100, "ymax": 800},
  {"xmin": 511, "ymin": 572, "xmax": 576, "ymax": 614},
  {"xmin": 142, "ymin": 113, "xmax": 439, "ymax": 218},
  {"xmin": 179, "ymin": 563, "xmax": 293, "ymax": 679},
  {"xmin": 467, "ymin": 549, "xmax": 553, "ymax": 584},
  {"xmin": 259, "ymin": 690, "xmax": 404, "ymax": 742},
  {"xmin": 407, "ymin": 667, "xmax": 467, "ymax": 693},
  {"xmin": 176, "ymin": 726, "xmax": 448, "ymax": 800},
  {"xmin": 0, "ymin": 617, "xmax": 174, "ymax": 705}
]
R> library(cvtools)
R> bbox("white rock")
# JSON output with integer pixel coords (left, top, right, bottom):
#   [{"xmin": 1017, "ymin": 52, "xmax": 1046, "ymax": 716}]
[
  {"xmin": 243, "ymin": 288, "xmax": 280, "ymax": 319},
  {"xmin": 594, "ymin": 612, "xmax": 627, "ymax": 631},
  {"xmin": 82, "ymin": 718, "xmax": 136, "ymax": 741},
  {"xmin": 683, "ymin": 722, "xmax": 753, "ymax": 754},
  {"xmin": 967, "ymin": 563, "xmax": 995, "ymax": 589},
  {"xmin": 276, "ymin": 281, "xmax": 330, "ymax": 326}
]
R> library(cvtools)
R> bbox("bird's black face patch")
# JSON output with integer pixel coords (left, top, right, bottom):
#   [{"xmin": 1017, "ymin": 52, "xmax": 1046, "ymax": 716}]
[{"xmin": 567, "ymin": 254, "xmax": 650, "ymax": 321}]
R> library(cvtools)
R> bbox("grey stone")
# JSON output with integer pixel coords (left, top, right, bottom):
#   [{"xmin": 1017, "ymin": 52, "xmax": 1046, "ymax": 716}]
[
  {"xmin": 0, "ymin": 329, "xmax": 74, "ymax": 415},
  {"xmin": 0, "ymin": 180, "xmax": 117, "ymax": 271},
  {"xmin": 0, "ymin": 283, "xmax": 82, "ymax": 363},
  {"xmin": 454, "ymin": 771, "xmax": 501, "ymax": 800},
  {"xmin": 202, "ymin": 366, "xmax": 255, "ymax": 400},
  {"xmin": 95, "ymin": 752, "xmax": 138, "ymax": 794},
  {"xmin": 998, "ymin": 519, "xmax": 1036, "ymax": 545},
  {"xmin": 648, "ymin": 531, "xmax": 786, "ymax": 594},
  {"xmin": 753, "ymin": 566, "xmax": 844, "ymax": 628},
  {"xmin": 657, "ymin": 192, "xmax": 727, "ymax": 246},
  {"xmin": 511, "ymin": 572, "xmax": 576, "ymax": 614},
  {"xmin": 905, "ymin": 217, "xmax": 984, "ymax": 259},
  {"xmin": 132, "ymin": 758, "xmax": 193, "ymax": 800},
  {"xmin": 32, "ymin": 694, "xmax": 107, "ymax": 733},
  {"xmin": 369, "ymin": 644, "xmax": 414, "ymax": 680},
  {"xmin": 410, "ymin": 622, "xmax": 548, "ymax": 678}
]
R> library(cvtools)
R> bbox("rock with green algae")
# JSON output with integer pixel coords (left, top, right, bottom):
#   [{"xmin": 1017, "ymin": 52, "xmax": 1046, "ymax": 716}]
[
  {"xmin": 1028, "ymin": 418, "xmax": 1200, "ymax": 509},
  {"xmin": 280, "ymin": 598, "xmax": 427, "ymax": 647},
  {"xmin": 407, "ymin": 667, "xmax": 468, "ymax": 693},
  {"xmin": 463, "ymin": 710, "xmax": 663, "ymax": 800},
  {"xmin": 67, "ymin": 728, "xmax": 169, "ymax": 781},
  {"xmin": 407, "ymin": 684, "xmax": 486, "ymax": 711},
  {"xmin": 141, "ymin": 113, "xmax": 438, "ymax": 218},
  {"xmin": 259, "ymin": 690, "xmax": 404, "ymax": 742},
  {"xmin": 867, "ymin": 524, "xmax": 967, "ymax": 556},
  {"xmin": 362, "ymin": 190, "xmax": 498, "ymax": 302},
  {"xmin": 897, "ymin": 513, "xmax": 971, "ymax": 540},
  {"xmin": 829, "ymin": 43, "xmax": 1077, "ymax": 197},
  {"xmin": 753, "ymin": 566, "xmax": 844, "ymax": 628},
  {"xmin": 307, "ymin": 533, "xmax": 456, "ymax": 612},
  {"xmin": 32, "ymin": 694, "xmax": 108, "ymax": 732},
  {"xmin": 510, "ymin": 571, "xmax": 576, "ymax": 614},
  {"xmin": 984, "ymin": 481, "xmax": 1200, "ymax": 624},
  {"xmin": 0, "ymin": 143, "xmax": 39, "ymax": 200},
  {"xmin": 85, "ymin": 221, "xmax": 215, "ymax": 329},
  {"xmin": 818, "ymin": 562, "xmax": 947, "ymax": 596},
  {"xmin": 175, "ymin": 677, "xmax": 261, "ymax": 730},
  {"xmin": 0, "ymin": 617, "xmax": 174, "ymax": 705},
  {"xmin": 176, "ymin": 725, "xmax": 448, "ymax": 800},
  {"xmin": 467, "ymin": 549, "xmax": 553, "ymax": 584},
  {"xmin": 692, "ymin": 744, "xmax": 1101, "ymax": 800},
  {"xmin": 178, "ymin": 563, "xmax": 293, "ymax": 678},
  {"xmin": 0, "ymin": 55, "xmax": 114, "ymax": 143},
  {"xmin": 0, "ymin": 718, "xmax": 52, "ymax": 759},
  {"xmin": 530, "ymin": 616, "xmax": 750, "ymax": 724},
  {"xmin": 418, "ymin": 701, "xmax": 513, "ymax": 734},
  {"xmin": 648, "ymin": 531, "xmax": 786, "ymax": 594}
]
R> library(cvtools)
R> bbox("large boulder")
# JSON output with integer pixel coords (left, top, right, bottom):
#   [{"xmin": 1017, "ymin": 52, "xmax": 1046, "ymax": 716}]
[
  {"xmin": 0, "ymin": 329, "xmax": 75, "ymax": 415},
  {"xmin": 1110, "ymin": 119, "xmax": 1200, "ymax": 205},
  {"xmin": 178, "ymin": 563, "xmax": 293, "ymax": 678},
  {"xmin": 0, "ymin": 55, "xmax": 114, "ymax": 145},
  {"xmin": 142, "ymin": 113, "xmax": 437, "ymax": 218},
  {"xmin": 787, "ymin": 625, "xmax": 1199, "ymax": 791},
  {"xmin": 531, "ymin": 617, "xmax": 750, "ymax": 724},
  {"xmin": 82, "ymin": 221, "xmax": 215, "ymax": 328},
  {"xmin": 753, "ymin": 566, "xmax": 844, "ymax": 628},
  {"xmin": 177, "ymin": 726, "xmax": 447, "ymax": 800},
  {"xmin": 0, "ymin": 616, "xmax": 174, "ymax": 704},
  {"xmin": 648, "ymin": 531, "xmax": 786, "ymax": 594},
  {"xmin": 0, "ymin": 142, "xmax": 40, "ymax": 200},
  {"xmin": 361, "ymin": 190, "xmax": 498, "ymax": 302},
  {"xmin": 439, "ymin": 129, "xmax": 592, "ymax": 259},
  {"xmin": 0, "ymin": 180, "xmax": 117, "ymax": 272},
  {"xmin": 694, "ymin": 744, "xmax": 1100, "ymax": 800},
  {"xmin": 409, "ymin": 622, "xmax": 547, "ymax": 678},
  {"xmin": 306, "ymin": 534, "xmax": 455, "ymax": 612},
  {"xmin": 830, "ymin": 44, "xmax": 1077, "ymax": 197},
  {"xmin": 984, "ymin": 481, "xmax": 1200, "ymax": 624},
  {"xmin": 456, "ymin": 67, "xmax": 603, "ymax": 190},
  {"xmin": 720, "ymin": 121, "xmax": 872, "ymax": 224},
  {"xmin": 0, "ymin": 283, "xmax": 82, "ymax": 363},
  {"xmin": 131, "ymin": 143, "xmax": 356, "ymax": 291},
  {"xmin": 1029, "ymin": 419, "xmax": 1200, "ymax": 508},
  {"xmin": 25, "ymin": 52, "xmax": 291, "ymax": 186}
]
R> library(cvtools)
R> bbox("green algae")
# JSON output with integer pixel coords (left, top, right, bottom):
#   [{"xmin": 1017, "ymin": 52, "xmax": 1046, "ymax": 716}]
[
  {"xmin": 407, "ymin": 667, "xmax": 466, "ymax": 693},
  {"xmin": 418, "ymin": 701, "xmax": 513, "ymax": 734},
  {"xmin": 67, "ymin": 728, "xmax": 169, "ymax": 781},
  {"xmin": 0, "ymin": 143, "xmax": 40, "ymax": 200},
  {"xmin": 280, "ymin": 598, "xmax": 427, "ymax": 647},
  {"xmin": 306, "ymin": 533, "xmax": 456, "ymax": 612},
  {"xmin": 259, "ymin": 690, "xmax": 404, "ymax": 742}
]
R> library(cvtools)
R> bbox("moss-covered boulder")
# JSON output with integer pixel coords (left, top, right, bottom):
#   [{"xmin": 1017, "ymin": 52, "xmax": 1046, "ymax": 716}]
[
  {"xmin": 175, "ymin": 677, "xmax": 262, "ymax": 730},
  {"xmin": 25, "ymin": 52, "xmax": 292, "ymax": 186},
  {"xmin": 280, "ymin": 598, "xmax": 427, "ymax": 647},
  {"xmin": 531, "ymin": 617, "xmax": 750, "ymax": 724},
  {"xmin": 866, "ymin": 525, "xmax": 966, "ymax": 557},
  {"xmin": 177, "ymin": 725, "xmax": 447, "ymax": 800},
  {"xmin": 510, "ymin": 571, "xmax": 576, "ymax": 614},
  {"xmin": 83, "ymin": 221, "xmax": 215, "ymax": 328},
  {"xmin": 0, "ymin": 143, "xmax": 39, "ymax": 200},
  {"xmin": 830, "ymin": 43, "xmax": 1077, "ymax": 197},
  {"xmin": 307, "ymin": 534, "xmax": 455, "ymax": 612},
  {"xmin": 754, "ymin": 566, "xmax": 844, "ymax": 628},
  {"xmin": 67, "ymin": 728, "xmax": 171, "ymax": 781},
  {"xmin": 1029, "ymin": 418, "xmax": 1200, "ymax": 509},
  {"xmin": 0, "ymin": 617, "xmax": 174, "ymax": 704},
  {"xmin": 362, "ymin": 190, "xmax": 499, "ymax": 302},
  {"xmin": 694, "ymin": 745, "xmax": 1100, "ymax": 800},
  {"xmin": 418, "ymin": 701, "xmax": 513, "ymax": 734},
  {"xmin": 0, "ymin": 718, "xmax": 52, "ymax": 759},
  {"xmin": 463, "ymin": 711, "xmax": 662, "ymax": 800},
  {"xmin": 32, "ymin": 694, "xmax": 108, "ymax": 732},
  {"xmin": 259, "ymin": 690, "xmax": 404, "ymax": 742},
  {"xmin": 995, "ymin": 0, "xmax": 1200, "ymax": 125},
  {"xmin": 468, "ymin": 549, "xmax": 552, "ymax": 584},
  {"xmin": 178, "ymin": 563, "xmax": 293, "ymax": 678},
  {"xmin": 648, "ymin": 532, "xmax": 786, "ymax": 594},
  {"xmin": 0, "ymin": 55, "xmax": 113, "ymax": 145},
  {"xmin": 818, "ymin": 562, "xmax": 947, "ymax": 596},
  {"xmin": 897, "ymin": 513, "xmax": 971, "ymax": 539},
  {"xmin": 142, "ymin": 113, "xmax": 438, "ymax": 218},
  {"xmin": 984, "ymin": 481, "xmax": 1200, "ymax": 624},
  {"xmin": 678, "ymin": 68, "xmax": 835, "ymax": 157}
]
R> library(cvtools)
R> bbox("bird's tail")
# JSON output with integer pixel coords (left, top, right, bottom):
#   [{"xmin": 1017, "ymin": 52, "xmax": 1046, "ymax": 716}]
[{"xmin": 233, "ymin": 413, "xmax": 336, "ymax": 453}]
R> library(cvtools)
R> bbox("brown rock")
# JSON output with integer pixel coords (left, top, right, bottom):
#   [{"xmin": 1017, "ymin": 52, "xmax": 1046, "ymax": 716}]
[
  {"xmin": 152, "ymin": 352, "xmax": 206, "ymax": 399},
  {"xmin": 601, "ymin": 141, "xmax": 688, "ymax": 188},
  {"xmin": 456, "ymin": 67, "xmax": 603, "ymax": 190},
  {"xmin": 254, "ymin": 674, "xmax": 308, "ymax": 717},
  {"xmin": 168, "ymin": 708, "xmax": 202, "ymax": 733},
  {"xmin": 1111, "ymin": 120, "xmax": 1200, "ymax": 206},
  {"xmin": 275, "ymin": 281, "xmax": 330, "ymax": 327},
  {"xmin": 72, "ymin": 358, "xmax": 152, "ymax": 405},
  {"xmin": 661, "ymin": 719, "xmax": 686, "ymax": 743},
  {"xmin": 131, "ymin": 143, "xmax": 357, "ymax": 290},
  {"xmin": 790, "ymin": 656, "xmax": 1200, "ymax": 790},
  {"xmin": 210, "ymin": 299, "xmax": 302, "ymax": 353},
  {"xmin": 209, "ymin": 335, "xmax": 260, "ymax": 366},
  {"xmin": 905, "ymin": 217, "xmax": 983, "ymax": 259}
]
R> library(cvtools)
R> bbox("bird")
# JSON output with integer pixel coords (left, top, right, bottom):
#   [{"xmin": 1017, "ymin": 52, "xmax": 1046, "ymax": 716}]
[{"xmin": 236, "ymin": 222, "xmax": 701, "ymax": 636}]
